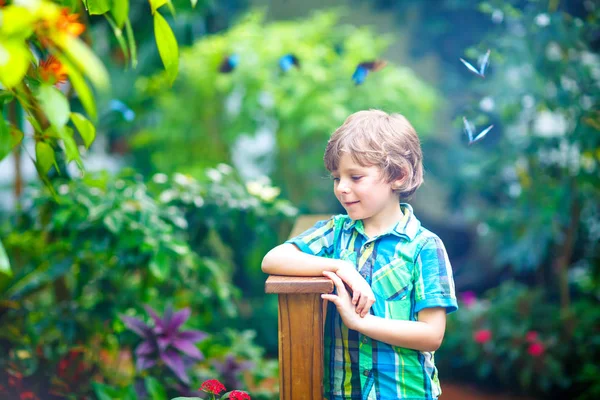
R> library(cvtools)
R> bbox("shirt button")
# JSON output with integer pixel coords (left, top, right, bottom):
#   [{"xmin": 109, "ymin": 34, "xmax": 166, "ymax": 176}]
[
  {"xmin": 362, "ymin": 336, "xmax": 368, "ymax": 344},
  {"xmin": 363, "ymin": 369, "xmax": 371, "ymax": 377}
]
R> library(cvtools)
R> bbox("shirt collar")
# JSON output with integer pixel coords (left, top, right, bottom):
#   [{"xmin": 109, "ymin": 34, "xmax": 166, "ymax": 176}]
[{"xmin": 342, "ymin": 203, "xmax": 421, "ymax": 241}]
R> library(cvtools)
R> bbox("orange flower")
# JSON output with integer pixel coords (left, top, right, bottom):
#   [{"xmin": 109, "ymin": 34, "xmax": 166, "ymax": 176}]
[
  {"xmin": 0, "ymin": 1, "xmax": 6, "ymax": 8},
  {"xmin": 39, "ymin": 55, "xmax": 68, "ymax": 84},
  {"xmin": 56, "ymin": 8, "xmax": 85, "ymax": 37}
]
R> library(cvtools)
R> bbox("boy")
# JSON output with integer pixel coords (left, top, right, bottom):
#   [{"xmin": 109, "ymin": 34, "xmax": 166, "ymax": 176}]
[{"xmin": 262, "ymin": 109, "xmax": 458, "ymax": 400}]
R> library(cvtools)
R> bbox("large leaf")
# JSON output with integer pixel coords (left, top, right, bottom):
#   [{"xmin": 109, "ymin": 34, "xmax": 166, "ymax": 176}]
[
  {"xmin": 36, "ymin": 84, "xmax": 70, "ymax": 129},
  {"xmin": 0, "ymin": 39, "xmax": 30, "ymax": 89},
  {"xmin": 84, "ymin": 0, "xmax": 110, "ymax": 15},
  {"xmin": 111, "ymin": 0, "xmax": 129, "ymax": 27},
  {"xmin": 0, "ymin": 239, "xmax": 11, "ymax": 277},
  {"xmin": 105, "ymin": 15, "xmax": 129, "ymax": 66},
  {"xmin": 144, "ymin": 376, "xmax": 167, "ymax": 400},
  {"xmin": 57, "ymin": 127, "xmax": 83, "ymax": 170},
  {"xmin": 70, "ymin": 112, "xmax": 96, "ymax": 148},
  {"xmin": 149, "ymin": 0, "xmax": 168, "ymax": 14},
  {"xmin": 60, "ymin": 36, "xmax": 109, "ymax": 90},
  {"xmin": 153, "ymin": 12, "xmax": 179, "ymax": 86},
  {"xmin": 57, "ymin": 55, "xmax": 97, "ymax": 120},
  {"xmin": 35, "ymin": 141, "xmax": 57, "ymax": 175},
  {"xmin": 149, "ymin": 247, "xmax": 171, "ymax": 281}
]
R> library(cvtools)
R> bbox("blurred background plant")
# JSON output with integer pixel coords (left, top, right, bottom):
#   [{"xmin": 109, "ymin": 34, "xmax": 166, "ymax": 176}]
[{"xmin": 1, "ymin": 0, "xmax": 599, "ymax": 398}]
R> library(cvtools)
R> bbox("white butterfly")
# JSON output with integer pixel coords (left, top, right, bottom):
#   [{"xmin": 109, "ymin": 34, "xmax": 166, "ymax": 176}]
[
  {"xmin": 460, "ymin": 49, "xmax": 491, "ymax": 78},
  {"xmin": 463, "ymin": 117, "xmax": 493, "ymax": 145}
]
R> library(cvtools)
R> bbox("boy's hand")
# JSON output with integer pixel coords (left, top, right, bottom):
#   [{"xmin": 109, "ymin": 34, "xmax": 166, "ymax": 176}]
[
  {"xmin": 335, "ymin": 261, "xmax": 375, "ymax": 317},
  {"xmin": 321, "ymin": 271, "xmax": 363, "ymax": 330}
]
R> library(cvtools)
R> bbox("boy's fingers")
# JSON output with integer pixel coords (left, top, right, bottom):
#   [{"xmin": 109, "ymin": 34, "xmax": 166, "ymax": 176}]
[
  {"xmin": 323, "ymin": 271, "xmax": 346, "ymax": 296},
  {"xmin": 321, "ymin": 294, "xmax": 338, "ymax": 303},
  {"xmin": 352, "ymin": 291, "xmax": 359, "ymax": 305}
]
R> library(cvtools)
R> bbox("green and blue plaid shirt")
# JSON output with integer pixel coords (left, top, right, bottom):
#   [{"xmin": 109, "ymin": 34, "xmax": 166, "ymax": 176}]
[{"xmin": 286, "ymin": 204, "xmax": 458, "ymax": 400}]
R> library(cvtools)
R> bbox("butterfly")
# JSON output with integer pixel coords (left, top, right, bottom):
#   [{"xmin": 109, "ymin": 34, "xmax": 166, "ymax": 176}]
[
  {"xmin": 459, "ymin": 49, "xmax": 491, "ymax": 78},
  {"xmin": 279, "ymin": 54, "xmax": 300, "ymax": 72},
  {"xmin": 463, "ymin": 117, "xmax": 493, "ymax": 145},
  {"xmin": 219, "ymin": 54, "xmax": 239, "ymax": 73},
  {"xmin": 108, "ymin": 99, "xmax": 135, "ymax": 122},
  {"xmin": 351, "ymin": 60, "xmax": 387, "ymax": 85}
]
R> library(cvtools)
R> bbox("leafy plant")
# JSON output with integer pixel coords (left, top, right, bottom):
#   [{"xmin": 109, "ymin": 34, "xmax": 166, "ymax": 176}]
[{"xmin": 121, "ymin": 305, "xmax": 207, "ymax": 384}]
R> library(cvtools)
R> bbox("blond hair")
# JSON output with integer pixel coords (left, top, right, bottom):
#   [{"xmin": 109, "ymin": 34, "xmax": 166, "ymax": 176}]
[{"xmin": 324, "ymin": 109, "xmax": 424, "ymax": 198}]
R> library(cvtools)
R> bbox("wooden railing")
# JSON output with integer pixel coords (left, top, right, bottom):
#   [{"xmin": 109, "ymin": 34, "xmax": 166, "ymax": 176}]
[{"xmin": 265, "ymin": 215, "xmax": 334, "ymax": 400}]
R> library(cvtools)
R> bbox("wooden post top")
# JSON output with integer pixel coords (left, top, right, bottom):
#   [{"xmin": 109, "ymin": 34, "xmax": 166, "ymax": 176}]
[
  {"xmin": 265, "ymin": 214, "xmax": 335, "ymax": 295},
  {"xmin": 265, "ymin": 275, "xmax": 334, "ymax": 294}
]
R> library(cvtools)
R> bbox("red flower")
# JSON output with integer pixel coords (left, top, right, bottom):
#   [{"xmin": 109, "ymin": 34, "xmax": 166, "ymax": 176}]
[
  {"xmin": 229, "ymin": 390, "xmax": 251, "ymax": 400},
  {"xmin": 473, "ymin": 329, "xmax": 492, "ymax": 344},
  {"xmin": 525, "ymin": 331, "xmax": 538, "ymax": 342},
  {"xmin": 39, "ymin": 56, "xmax": 68, "ymax": 84},
  {"xmin": 56, "ymin": 8, "xmax": 86, "ymax": 37},
  {"xmin": 20, "ymin": 392, "xmax": 38, "ymax": 400},
  {"xmin": 460, "ymin": 291, "xmax": 477, "ymax": 307},
  {"xmin": 200, "ymin": 379, "xmax": 226, "ymax": 395},
  {"xmin": 527, "ymin": 342, "xmax": 545, "ymax": 357}
]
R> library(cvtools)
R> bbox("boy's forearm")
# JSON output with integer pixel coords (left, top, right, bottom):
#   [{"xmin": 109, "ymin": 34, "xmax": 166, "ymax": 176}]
[
  {"xmin": 261, "ymin": 243, "xmax": 342, "ymax": 276},
  {"xmin": 354, "ymin": 314, "xmax": 443, "ymax": 352}
]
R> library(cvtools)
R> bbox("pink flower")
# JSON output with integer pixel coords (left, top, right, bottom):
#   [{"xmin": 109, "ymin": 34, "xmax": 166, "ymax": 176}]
[
  {"xmin": 525, "ymin": 331, "xmax": 538, "ymax": 343},
  {"xmin": 473, "ymin": 329, "xmax": 492, "ymax": 344},
  {"xmin": 527, "ymin": 342, "xmax": 545, "ymax": 357},
  {"xmin": 460, "ymin": 291, "xmax": 477, "ymax": 307},
  {"xmin": 200, "ymin": 379, "xmax": 226, "ymax": 395},
  {"xmin": 229, "ymin": 390, "xmax": 251, "ymax": 400}
]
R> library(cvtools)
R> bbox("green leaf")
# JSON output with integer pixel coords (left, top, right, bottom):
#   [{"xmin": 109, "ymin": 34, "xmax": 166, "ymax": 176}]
[
  {"xmin": 105, "ymin": 15, "xmax": 129, "ymax": 66},
  {"xmin": 57, "ymin": 127, "xmax": 83, "ymax": 171},
  {"xmin": 144, "ymin": 376, "xmax": 167, "ymax": 400},
  {"xmin": 0, "ymin": 91, "xmax": 15, "ymax": 105},
  {"xmin": 153, "ymin": 12, "xmax": 179, "ymax": 86},
  {"xmin": 70, "ymin": 112, "xmax": 96, "ymax": 148},
  {"xmin": 125, "ymin": 19, "xmax": 138, "ymax": 69},
  {"xmin": 85, "ymin": 0, "xmax": 110, "ymax": 15},
  {"xmin": 149, "ymin": 248, "xmax": 171, "ymax": 281},
  {"xmin": 61, "ymin": 36, "xmax": 109, "ymax": 90},
  {"xmin": 149, "ymin": 0, "xmax": 168, "ymax": 14},
  {"xmin": 36, "ymin": 84, "xmax": 70, "ymax": 129},
  {"xmin": 0, "ymin": 117, "xmax": 17, "ymax": 162},
  {"xmin": 103, "ymin": 213, "xmax": 123, "ymax": 234},
  {"xmin": 0, "ymin": 39, "xmax": 31, "ymax": 89},
  {"xmin": 111, "ymin": 0, "xmax": 129, "ymax": 27},
  {"xmin": 190, "ymin": 0, "xmax": 198, "ymax": 8},
  {"xmin": 0, "ymin": 239, "xmax": 11, "ymax": 277},
  {"xmin": 92, "ymin": 382, "xmax": 119, "ymax": 400},
  {"xmin": 35, "ymin": 141, "xmax": 57, "ymax": 175},
  {"xmin": 57, "ymin": 55, "xmax": 97, "ymax": 121}
]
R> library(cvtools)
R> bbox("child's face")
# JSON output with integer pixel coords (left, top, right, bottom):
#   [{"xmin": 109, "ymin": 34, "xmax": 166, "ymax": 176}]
[{"xmin": 331, "ymin": 153, "xmax": 403, "ymax": 232}]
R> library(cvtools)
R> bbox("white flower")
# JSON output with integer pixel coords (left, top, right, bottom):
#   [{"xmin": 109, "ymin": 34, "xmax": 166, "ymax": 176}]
[
  {"xmin": 174, "ymin": 173, "xmax": 194, "ymax": 186},
  {"xmin": 479, "ymin": 97, "xmax": 495, "ymax": 112},
  {"xmin": 58, "ymin": 184, "xmax": 69, "ymax": 195},
  {"xmin": 260, "ymin": 186, "xmax": 281, "ymax": 202},
  {"xmin": 205, "ymin": 168, "xmax": 222, "ymax": 183},
  {"xmin": 217, "ymin": 163, "xmax": 233, "ymax": 175},
  {"xmin": 535, "ymin": 13, "xmax": 550, "ymax": 27},
  {"xmin": 533, "ymin": 111, "xmax": 568, "ymax": 138},
  {"xmin": 546, "ymin": 42, "xmax": 562, "ymax": 61},
  {"xmin": 159, "ymin": 190, "xmax": 176, "ymax": 203},
  {"xmin": 153, "ymin": 173, "xmax": 168, "ymax": 184},
  {"xmin": 246, "ymin": 181, "xmax": 263, "ymax": 197}
]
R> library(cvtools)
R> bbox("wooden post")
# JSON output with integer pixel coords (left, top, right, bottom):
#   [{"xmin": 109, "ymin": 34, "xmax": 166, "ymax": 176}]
[{"xmin": 265, "ymin": 215, "xmax": 334, "ymax": 400}]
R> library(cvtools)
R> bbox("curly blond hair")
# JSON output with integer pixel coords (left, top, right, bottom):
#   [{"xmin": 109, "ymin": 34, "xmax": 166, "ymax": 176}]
[{"xmin": 324, "ymin": 109, "xmax": 424, "ymax": 198}]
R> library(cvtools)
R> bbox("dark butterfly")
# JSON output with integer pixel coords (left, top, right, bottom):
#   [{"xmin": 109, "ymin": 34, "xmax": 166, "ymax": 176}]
[
  {"xmin": 351, "ymin": 60, "xmax": 387, "ymax": 85},
  {"xmin": 279, "ymin": 54, "xmax": 300, "ymax": 72},
  {"xmin": 219, "ymin": 54, "xmax": 239, "ymax": 73},
  {"xmin": 459, "ymin": 49, "xmax": 491, "ymax": 78},
  {"xmin": 463, "ymin": 117, "xmax": 493, "ymax": 145}
]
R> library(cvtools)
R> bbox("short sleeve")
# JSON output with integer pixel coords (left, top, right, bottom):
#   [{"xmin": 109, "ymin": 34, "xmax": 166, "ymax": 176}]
[
  {"xmin": 413, "ymin": 236, "xmax": 458, "ymax": 314},
  {"xmin": 285, "ymin": 217, "xmax": 337, "ymax": 258}
]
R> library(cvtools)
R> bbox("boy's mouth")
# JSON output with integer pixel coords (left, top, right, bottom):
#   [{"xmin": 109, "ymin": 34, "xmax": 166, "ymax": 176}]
[{"xmin": 344, "ymin": 201, "xmax": 360, "ymax": 207}]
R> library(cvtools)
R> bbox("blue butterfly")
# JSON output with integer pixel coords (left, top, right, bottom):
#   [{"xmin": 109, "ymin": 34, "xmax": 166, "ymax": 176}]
[
  {"xmin": 219, "ymin": 54, "xmax": 239, "ymax": 73},
  {"xmin": 459, "ymin": 49, "xmax": 491, "ymax": 78},
  {"xmin": 279, "ymin": 54, "xmax": 300, "ymax": 72},
  {"xmin": 108, "ymin": 99, "xmax": 135, "ymax": 122},
  {"xmin": 463, "ymin": 117, "xmax": 493, "ymax": 145},
  {"xmin": 351, "ymin": 60, "xmax": 387, "ymax": 85}
]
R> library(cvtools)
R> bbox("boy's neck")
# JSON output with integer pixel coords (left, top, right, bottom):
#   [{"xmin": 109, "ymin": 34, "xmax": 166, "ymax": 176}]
[{"xmin": 363, "ymin": 203, "xmax": 405, "ymax": 238}]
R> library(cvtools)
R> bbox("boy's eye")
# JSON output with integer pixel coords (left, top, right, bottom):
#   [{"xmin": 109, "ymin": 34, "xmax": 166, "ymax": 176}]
[
  {"xmin": 351, "ymin": 176, "xmax": 363, "ymax": 181},
  {"xmin": 331, "ymin": 176, "xmax": 340, "ymax": 182}
]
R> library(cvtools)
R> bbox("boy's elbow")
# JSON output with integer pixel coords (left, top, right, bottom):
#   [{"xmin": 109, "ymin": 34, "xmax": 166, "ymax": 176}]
[
  {"xmin": 428, "ymin": 332, "xmax": 444, "ymax": 352},
  {"xmin": 261, "ymin": 247, "xmax": 280, "ymax": 274}
]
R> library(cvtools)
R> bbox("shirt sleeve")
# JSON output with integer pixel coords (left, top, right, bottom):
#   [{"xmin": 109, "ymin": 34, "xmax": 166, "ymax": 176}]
[
  {"xmin": 413, "ymin": 236, "xmax": 458, "ymax": 314},
  {"xmin": 285, "ymin": 216, "xmax": 337, "ymax": 258}
]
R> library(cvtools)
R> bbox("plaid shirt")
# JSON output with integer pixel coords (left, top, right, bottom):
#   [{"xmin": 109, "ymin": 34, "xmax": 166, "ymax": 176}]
[{"xmin": 286, "ymin": 204, "xmax": 458, "ymax": 400}]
